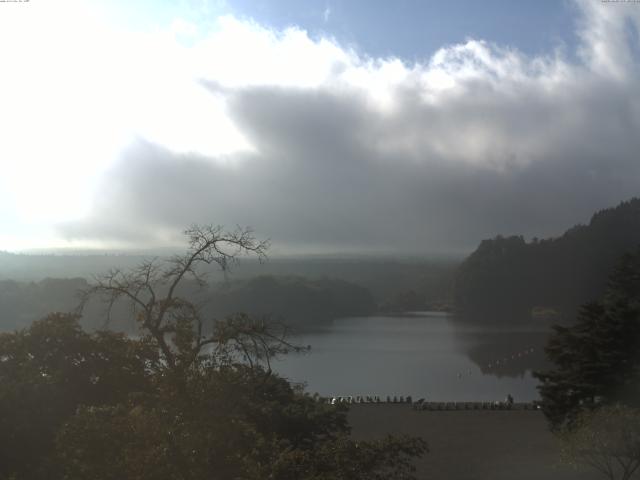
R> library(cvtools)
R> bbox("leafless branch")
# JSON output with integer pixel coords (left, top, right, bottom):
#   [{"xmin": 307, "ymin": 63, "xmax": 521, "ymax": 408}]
[{"xmin": 76, "ymin": 225, "xmax": 302, "ymax": 374}]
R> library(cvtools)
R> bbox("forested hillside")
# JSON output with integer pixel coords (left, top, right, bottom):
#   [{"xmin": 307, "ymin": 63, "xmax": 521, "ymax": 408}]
[
  {"xmin": 454, "ymin": 198, "xmax": 640, "ymax": 320},
  {"xmin": 0, "ymin": 278, "xmax": 89, "ymax": 331},
  {"xmin": 0, "ymin": 275, "xmax": 375, "ymax": 332},
  {"xmin": 205, "ymin": 276, "xmax": 375, "ymax": 326},
  {"xmin": 0, "ymin": 253, "xmax": 457, "ymax": 308}
]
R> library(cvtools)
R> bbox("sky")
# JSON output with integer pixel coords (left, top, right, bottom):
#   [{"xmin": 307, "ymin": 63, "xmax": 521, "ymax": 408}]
[{"xmin": 0, "ymin": 0, "xmax": 639, "ymax": 254}]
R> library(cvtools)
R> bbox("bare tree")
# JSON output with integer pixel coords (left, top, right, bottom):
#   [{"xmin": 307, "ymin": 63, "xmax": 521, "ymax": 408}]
[
  {"xmin": 79, "ymin": 224, "xmax": 302, "ymax": 372},
  {"xmin": 560, "ymin": 405, "xmax": 640, "ymax": 480}
]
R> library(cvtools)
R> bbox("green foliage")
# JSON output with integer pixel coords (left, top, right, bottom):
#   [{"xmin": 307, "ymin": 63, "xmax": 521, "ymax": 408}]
[
  {"xmin": 559, "ymin": 405, "xmax": 640, "ymax": 480},
  {"xmin": 535, "ymin": 248, "xmax": 640, "ymax": 430},
  {"xmin": 454, "ymin": 198, "xmax": 640, "ymax": 319},
  {"xmin": 1, "ymin": 226, "xmax": 427, "ymax": 480},
  {"xmin": 0, "ymin": 313, "xmax": 151, "ymax": 480},
  {"xmin": 0, "ymin": 314, "xmax": 426, "ymax": 480},
  {"xmin": 56, "ymin": 367, "xmax": 368, "ymax": 480}
]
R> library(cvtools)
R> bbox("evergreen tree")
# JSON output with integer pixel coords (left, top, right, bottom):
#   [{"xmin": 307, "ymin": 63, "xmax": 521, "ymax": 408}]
[{"xmin": 535, "ymin": 247, "xmax": 640, "ymax": 430}]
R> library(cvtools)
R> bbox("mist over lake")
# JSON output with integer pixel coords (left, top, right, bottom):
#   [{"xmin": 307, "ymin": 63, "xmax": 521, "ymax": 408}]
[{"xmin": 274, "ymin": 313, "xmax": 550, "ymax": 402}]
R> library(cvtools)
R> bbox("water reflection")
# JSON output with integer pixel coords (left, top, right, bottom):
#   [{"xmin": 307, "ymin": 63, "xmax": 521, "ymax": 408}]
[
  {"xmin": 450, "ymin": 320, "xmax": 552, "ymax": 379},
  {"xmin": 273, "ymin": 312, "xmax": 552, "ymax": 401}
]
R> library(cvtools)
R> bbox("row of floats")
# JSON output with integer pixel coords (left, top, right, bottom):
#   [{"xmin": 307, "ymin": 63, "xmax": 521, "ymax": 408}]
[
  {"xmin": 325, "ymin": 395, "xmax": 413, "ymax": 405},
  {"xmin": 484, "ymin": 347, "xmax": 536, "ymax": 371},
  {"xmin": 412, "ymin": 401, "xmax": 539, "ymax": 411},
  {"xmin": 322, "ymin": 396, "xmax": 540, "ymax": 411}
]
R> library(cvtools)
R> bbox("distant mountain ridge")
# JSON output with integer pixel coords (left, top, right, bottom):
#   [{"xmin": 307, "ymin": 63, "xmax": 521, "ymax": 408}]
[
  {"xmin": 454, "ymin": 198, "xmax": 640, "ymax": 320},
  {"xmin": 0, "ymin": 275, "xmax": 375, "ymax": 332}
]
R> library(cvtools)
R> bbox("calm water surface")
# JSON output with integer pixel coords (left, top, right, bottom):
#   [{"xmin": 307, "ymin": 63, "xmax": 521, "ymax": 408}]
[{"xmin": 273, "ymin": 313, "xmax": 550, "ymax": 402}]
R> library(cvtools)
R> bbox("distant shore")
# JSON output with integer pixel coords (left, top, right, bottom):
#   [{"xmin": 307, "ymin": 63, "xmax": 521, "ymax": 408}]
[{"xmin": 348, "ymin": 404, "xmax": 599, "ymax": 480}]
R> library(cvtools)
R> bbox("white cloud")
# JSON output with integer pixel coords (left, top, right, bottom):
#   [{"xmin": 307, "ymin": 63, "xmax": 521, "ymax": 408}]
[
  {"xmin": 2, "ymin": 0, "xmax": 640, "ymax": 252},
  {"xmin": 576, "ymin": 0, "xmax": 640, "ymax": 80}
]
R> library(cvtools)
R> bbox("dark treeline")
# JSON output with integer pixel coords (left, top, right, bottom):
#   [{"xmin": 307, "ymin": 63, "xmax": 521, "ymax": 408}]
[
  {"xmin": 0, "ymin": 277, "xmax": 89, "ymax": 331},
  {"xmin": 0, "ymin": 275, "xmax": 377, "ymax": 332},
  {"xmin": 454, "ymin": 198, "xmax": 640, "ymax": 321},
  {"xmin": 205, "ymin": 275, "xmax": 375, "ymax": 327},
  {"xmin": 0, "ymin": 252, "xmax": 458, "ymax": 309},
  {"xmin": 0, "ymin": 258, "xmax": 458, "ymax": 332}
]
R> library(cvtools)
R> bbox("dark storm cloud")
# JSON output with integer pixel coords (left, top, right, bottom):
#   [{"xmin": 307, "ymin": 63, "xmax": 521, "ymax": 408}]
[
  {"xmin": 59, "ymin": 3, "xmax": 640, "ymax": 253},
  {"xmin": 60, "ymin": 84, "xmax": 640, "ymax": 253}
]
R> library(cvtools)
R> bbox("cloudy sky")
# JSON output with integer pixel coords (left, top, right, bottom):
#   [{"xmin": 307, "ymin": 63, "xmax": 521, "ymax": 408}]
[{"xmin": 1, "ymin": 0, "xmax": 639, "ymax": 254}]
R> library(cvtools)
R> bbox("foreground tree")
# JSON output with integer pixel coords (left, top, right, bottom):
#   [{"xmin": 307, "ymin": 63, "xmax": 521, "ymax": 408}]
[
  {"xmin": 535, "ymin": 247, "xmax": 640, "ymax": 430},
  {"xmin": 78, "ymin": 224, "xmax": 289, "ymax": 373},
  {"xmin": 56, "ymin": 364, "xmax": 427, "ymax": 480},
  {"xmin": 1, "ymin": 225, "xmax": 427, "ymax": 480},
  {"xmin": 560, "ymin": 405, "xmax": 640, "ymax": 480},
  {"xmin": 0, "ymin": 313, "xmax": 151, "ymax": 480}
]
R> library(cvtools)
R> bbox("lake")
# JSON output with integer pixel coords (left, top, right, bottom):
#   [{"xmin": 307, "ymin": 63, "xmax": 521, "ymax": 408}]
[{"xmin": 273, "ymin": 312, "xmax": 551, "ymax": 402}]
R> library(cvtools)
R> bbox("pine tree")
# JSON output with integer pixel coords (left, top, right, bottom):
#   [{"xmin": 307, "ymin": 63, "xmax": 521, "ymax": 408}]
[{"xmin": 535, "ymin": 247, "xmax": 640, "ymax": 430}]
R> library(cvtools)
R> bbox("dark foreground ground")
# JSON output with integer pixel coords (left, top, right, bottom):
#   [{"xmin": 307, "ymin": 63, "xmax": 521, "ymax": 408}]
[{"xmin": 348, "ymin": 404, "xmax": 600, "ymax": 480}]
